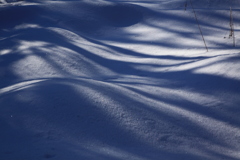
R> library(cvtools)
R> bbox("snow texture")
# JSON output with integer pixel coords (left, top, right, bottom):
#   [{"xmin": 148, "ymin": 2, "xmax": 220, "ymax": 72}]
[{"xmin": 1, "ymin": 0, "xmax": 240, "ymax": 160}]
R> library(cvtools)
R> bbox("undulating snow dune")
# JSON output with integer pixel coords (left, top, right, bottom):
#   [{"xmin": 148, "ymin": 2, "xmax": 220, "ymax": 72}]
[{"xmin": 1, "ymin": 0, "xmax": 240, "ymax": 160}]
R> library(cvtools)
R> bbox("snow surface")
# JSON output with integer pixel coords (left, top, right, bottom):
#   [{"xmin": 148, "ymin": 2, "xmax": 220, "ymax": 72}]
[{"xmin": 1, "ymin": 0, "xmax": 240, "ymax": 160}]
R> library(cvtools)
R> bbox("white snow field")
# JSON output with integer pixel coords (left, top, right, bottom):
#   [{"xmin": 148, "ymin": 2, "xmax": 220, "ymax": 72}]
[{"xmin": 1, "ymin": 0, "xmax": 240, "ymax": 159}]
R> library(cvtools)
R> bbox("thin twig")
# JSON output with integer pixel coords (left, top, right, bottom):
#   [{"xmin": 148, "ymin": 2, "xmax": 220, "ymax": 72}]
[
  {"xmin": 189, "ymin": 0, "xmax": 208, "ymax": 52},
  {"xmin": 230, "ymin": 7, "xmax": 235, "ymax": 47}
]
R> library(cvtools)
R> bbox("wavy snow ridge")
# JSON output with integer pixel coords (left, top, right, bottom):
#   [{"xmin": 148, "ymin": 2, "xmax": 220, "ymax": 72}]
[{"xmin": 1, "ymin": 0, "xmax": 240, "ymax": 160}]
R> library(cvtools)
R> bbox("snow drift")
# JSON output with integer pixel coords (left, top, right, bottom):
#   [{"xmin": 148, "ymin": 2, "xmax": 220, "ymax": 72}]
[{"xmin": 1, "ymin": 0, "xmax": 240, "ymax": 160}]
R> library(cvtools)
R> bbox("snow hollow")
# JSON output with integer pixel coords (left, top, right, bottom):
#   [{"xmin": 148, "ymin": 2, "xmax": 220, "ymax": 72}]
[{"xmin": 0, "ymin": 0, "xmax": 240, "ymax": 160}]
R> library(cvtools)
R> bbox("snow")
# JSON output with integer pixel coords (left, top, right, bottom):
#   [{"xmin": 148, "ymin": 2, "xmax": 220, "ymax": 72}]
[{"xmin": 1, "ymin": 0, "xmax": 240, "ymax": 160}]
